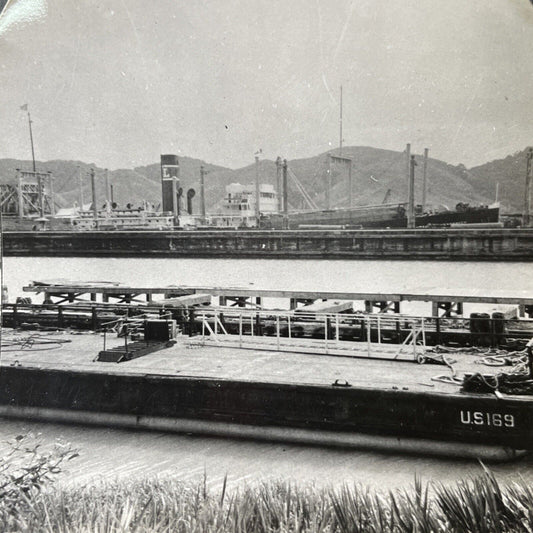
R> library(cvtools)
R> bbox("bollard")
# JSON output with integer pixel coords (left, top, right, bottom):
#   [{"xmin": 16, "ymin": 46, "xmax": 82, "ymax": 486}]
[
  {"xmin": 470, "ymin": 312, "xmax": 491, "ymax": 346},
  {"xmin": 492, "ymin": 312, "xmax": 506, "ymax": 347}
]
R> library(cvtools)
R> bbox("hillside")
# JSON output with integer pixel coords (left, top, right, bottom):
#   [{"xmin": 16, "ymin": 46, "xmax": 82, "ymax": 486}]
[
  {"xmin": 0, "ymin": 145, "xmax": 522, "ymax": 214},
  {"xmin": 194, "ymin": 146, "xmax": 496, "ymax": 213},
  {"xmin": 467, "ymin": 149, "xmax": 531, "ymax": 213},
  {"xmin": 280, "ymin": 147, "xmax": 492, "ymax": 211},
  {"xmin": 0, "ymin": 157, "xmax": 229, "ymax": 212}
]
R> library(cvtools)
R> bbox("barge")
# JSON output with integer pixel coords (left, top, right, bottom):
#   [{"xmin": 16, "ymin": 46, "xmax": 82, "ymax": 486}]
[{"xmin": 2, "ymin": 302, "xmax": 533, "ymax": 461}]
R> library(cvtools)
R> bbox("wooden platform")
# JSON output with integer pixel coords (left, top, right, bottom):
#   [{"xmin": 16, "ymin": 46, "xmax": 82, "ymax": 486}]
[
  {"xmin": 23, "ymin": 281, "xmax": 533, "ymax": 319},
  {"xmin": 23, "ymin": 281, "xmax": 533, "ymax": 306}
]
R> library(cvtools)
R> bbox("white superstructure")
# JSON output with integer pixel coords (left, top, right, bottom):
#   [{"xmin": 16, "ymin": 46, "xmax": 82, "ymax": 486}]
[{"xmin": 211, "ymin": 183, "xmax": 278, "ymax": 227}]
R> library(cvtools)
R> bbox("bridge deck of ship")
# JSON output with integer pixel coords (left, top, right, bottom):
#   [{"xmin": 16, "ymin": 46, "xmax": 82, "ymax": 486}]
[{"xmin": 0, "ymin": 329, "xmax": 506, "ymax": 396}]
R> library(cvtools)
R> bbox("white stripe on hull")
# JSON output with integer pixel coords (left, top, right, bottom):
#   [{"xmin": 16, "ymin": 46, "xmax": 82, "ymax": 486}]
[{"xmin": 0, "ymin": 405, "xmax": 524, "ymax": 462}]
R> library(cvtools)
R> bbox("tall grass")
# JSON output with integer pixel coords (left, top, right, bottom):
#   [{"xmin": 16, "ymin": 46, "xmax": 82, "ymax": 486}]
[{"xmin": 2, "ymin": 467, "xmax": 533, "ymax": 532}]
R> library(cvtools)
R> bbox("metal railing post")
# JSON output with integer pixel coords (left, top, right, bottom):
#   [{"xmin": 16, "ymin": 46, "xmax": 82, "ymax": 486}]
[
  {"xmin": 367, "ymin": 316, "xmax": 371, "ymax": 357},
  {"xmin": 239, "ymin": 313, "xmax": 243, "ymax": 347},
  {"xmin": 276, "ymin": 315, "xmax": 280, "ymax": 351},
  {"xmin": 413, "ymin": 324, "xmax": 417, "ymax": 359},
  {"xmin": 324, "ymin": 315, "xmax": 328, "ymax": 353}
]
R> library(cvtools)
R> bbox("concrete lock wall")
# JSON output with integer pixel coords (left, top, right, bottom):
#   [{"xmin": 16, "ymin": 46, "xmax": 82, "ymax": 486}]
[{"xmin": 3, "ymin": 228, "xmax": 533, "ymax": 260}]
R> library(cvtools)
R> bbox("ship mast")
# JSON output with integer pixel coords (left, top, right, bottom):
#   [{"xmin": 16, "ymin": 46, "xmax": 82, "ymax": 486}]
[
  {"xmin": 20, "ymin": 104, "xmax": 36, "ymax": 172},
  {"xmin": 339, "ymin": 86, "xmax": 343, "ymax": 156}
]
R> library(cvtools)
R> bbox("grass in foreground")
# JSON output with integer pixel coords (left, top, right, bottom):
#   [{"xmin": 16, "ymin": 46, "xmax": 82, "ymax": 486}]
[
  {"xmin": 2, "ymin": 435, "xmax": 533, "ymax": 532},
  {"xmin": 2, "ymin": 468, "xmax": 533, "ymax": 532}
]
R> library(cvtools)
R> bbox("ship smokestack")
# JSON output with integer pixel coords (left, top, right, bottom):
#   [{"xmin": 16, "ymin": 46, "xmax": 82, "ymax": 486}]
[
  {"xmin": 187, "ymin": 188, "xmax": 195, "ymax": 215},
  {"xmin": 160, "ymin": 154, "xmax": 180, "ymax": 218}
]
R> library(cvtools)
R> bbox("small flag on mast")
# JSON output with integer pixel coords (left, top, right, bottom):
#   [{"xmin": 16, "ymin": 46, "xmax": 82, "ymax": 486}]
[{"xmin": 20, "ymin": 104, "xmax": 28, "ymax": 111}]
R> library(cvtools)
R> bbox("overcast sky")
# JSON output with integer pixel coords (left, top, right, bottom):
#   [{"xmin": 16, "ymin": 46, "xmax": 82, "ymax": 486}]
[{"xmin": 1, "ymin": 0, "xmax": 532, "ymax": 170}]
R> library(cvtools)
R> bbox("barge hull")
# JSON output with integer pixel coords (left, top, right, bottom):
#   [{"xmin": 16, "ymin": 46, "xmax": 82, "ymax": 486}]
[
  {"xmin": 0, "ymin": 365, "xmax": 531, "ymax": 459},
  {"xmin": 0, "ymin": 405, "xmax": 523, "ymax": 461}
]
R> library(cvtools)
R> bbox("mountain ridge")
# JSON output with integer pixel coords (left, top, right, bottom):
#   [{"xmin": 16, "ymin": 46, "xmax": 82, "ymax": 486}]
[{"xmin": 0, "ymin": 146, "xmax": 529, "ymax": 214}]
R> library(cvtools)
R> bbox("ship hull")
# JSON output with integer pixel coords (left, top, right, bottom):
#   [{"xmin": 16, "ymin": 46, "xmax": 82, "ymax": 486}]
[
  {"xmin": 264, "ymin": 206, "xmax": 500, "ymax": 229},
  {"xmin": 0, "ymin": 365, "xmax": 531, "ymax": 460}
]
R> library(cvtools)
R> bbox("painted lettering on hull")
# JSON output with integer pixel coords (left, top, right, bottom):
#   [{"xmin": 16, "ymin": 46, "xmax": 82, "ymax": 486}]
[{"xmin": 460, "ymin": 410, "xmax": 515, "ymax": 428}]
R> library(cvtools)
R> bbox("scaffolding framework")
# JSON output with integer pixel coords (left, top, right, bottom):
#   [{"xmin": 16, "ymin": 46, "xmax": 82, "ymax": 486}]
[{"xmin": 0, "ymin": 170, "xmax": 54, "ymax": 219}]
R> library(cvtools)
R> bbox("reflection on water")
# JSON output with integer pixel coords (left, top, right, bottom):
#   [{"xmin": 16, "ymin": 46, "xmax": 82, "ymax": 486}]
[
  {"xmin": 0, "ymin": 418, "xmax": 526, "ymax": 491},
  {"xmin": 1, "ymin": 257, "xmax": 532, "ymax": 488}
]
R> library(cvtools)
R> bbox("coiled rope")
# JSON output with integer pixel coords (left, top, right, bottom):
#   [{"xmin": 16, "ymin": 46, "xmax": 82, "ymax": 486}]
[{"xmin": 1, "ymin": 332, "xmax": 72, "ymax": 352}]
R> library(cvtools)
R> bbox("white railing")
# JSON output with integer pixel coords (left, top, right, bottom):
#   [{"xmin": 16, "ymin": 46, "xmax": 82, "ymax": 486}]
[{"xmin": 193, "ymin": 308, "xmax": 428, "ymax": 362}]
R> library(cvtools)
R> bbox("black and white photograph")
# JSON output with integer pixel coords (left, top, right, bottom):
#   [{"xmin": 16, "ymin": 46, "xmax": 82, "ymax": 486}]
[{"xmin": 1, "ymin": 0, "xmax": 533, "ymax": 531}]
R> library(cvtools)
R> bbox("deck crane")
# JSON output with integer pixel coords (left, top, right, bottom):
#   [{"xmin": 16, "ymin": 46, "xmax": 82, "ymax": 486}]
[{"xmin": 286, "ymin": 166, "xmax": 319, "ymax": 211}]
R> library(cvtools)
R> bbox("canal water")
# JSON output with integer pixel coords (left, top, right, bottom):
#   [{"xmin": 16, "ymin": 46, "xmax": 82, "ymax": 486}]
[
  {"xmin": 3, "ymin": 257, "xmax": 533, "ymax": 310},
  {"xmin": 1, "ymin": 256, "xmax": 532, "ymax": 490}
]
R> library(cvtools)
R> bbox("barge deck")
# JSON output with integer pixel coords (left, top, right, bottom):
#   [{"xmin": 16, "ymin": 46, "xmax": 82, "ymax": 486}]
[{"xmin": 1, "ymin": 328, "xmax": 532, "ymax": 461}]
